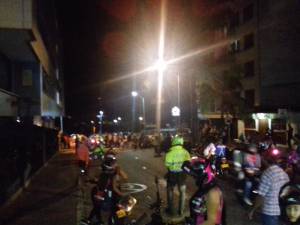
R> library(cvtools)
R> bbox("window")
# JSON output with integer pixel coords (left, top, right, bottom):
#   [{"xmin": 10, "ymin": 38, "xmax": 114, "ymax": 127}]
[
  {"xmin": 243, "ymin": 4, "xmax": 254, "ymax": 23},
  {"xmin": 245, "ymin": 89, "xmax": 255, "ymax": 108},
  {"xmin": 244, "ymin": 33, "xmax": 254, "ymax": 50},
  {"xmin": 244, "ymin": 61, "xmax": 255, "ymax": 77},
  {"xmin": 230, "ymin": 40, "xmax": 241, "ymax": 53},
  {"xmin": 230, "ymin": 12, "xmax": 240, "ymax": 28},
  {"xmin": 272, "ymin": 119, "xmax": 286, "ymax": 130},
  {"xmin": 245, "ymin": 119, "xmax": 256, "ymax": 129}
]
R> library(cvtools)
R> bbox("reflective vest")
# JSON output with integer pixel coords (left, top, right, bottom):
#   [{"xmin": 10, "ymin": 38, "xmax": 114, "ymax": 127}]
[{"xmin": 165, "ymin": 146, "xmax": 190, "ymax": 172}]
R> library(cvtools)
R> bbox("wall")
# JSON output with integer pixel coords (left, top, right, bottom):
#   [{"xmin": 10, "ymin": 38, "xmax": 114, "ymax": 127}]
[
  {"xmin": 259, "ymin": 1, "xmax": 300, "ymax": 109},
  {"xmin": 0, "ymin": 0, "xmax": 32, "ymax": 29}
]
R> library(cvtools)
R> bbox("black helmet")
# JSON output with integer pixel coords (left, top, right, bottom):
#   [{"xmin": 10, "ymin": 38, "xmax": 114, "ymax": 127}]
[
  {"xmin": 247, "ymin": 143, "xmax": 257, "ymax": 154},
  {"xmin": 281, "ymin": 184, "xmax": 300, "ymax": 203},
  {"xmin": 102, "ymin": 152, "xmax": 117, "ymax": 173}
]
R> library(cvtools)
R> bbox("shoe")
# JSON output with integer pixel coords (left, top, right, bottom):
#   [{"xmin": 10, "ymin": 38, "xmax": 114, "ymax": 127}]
[
  {"xmin": 236, "ymin": 189, "xmax": 243, "ymax": 194},
  {"xmin": 80, "ymin": 219, "xmax": 91, "ymax": 225},
  {"xmin": 243, "ymin": 197, "xmax": 253, "ymax": 206}
]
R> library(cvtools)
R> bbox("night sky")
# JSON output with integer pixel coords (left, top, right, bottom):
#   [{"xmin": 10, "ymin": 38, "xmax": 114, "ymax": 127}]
[{"xmin": 55, "ymin": 0, "xmax": 230, "ymax": 125}]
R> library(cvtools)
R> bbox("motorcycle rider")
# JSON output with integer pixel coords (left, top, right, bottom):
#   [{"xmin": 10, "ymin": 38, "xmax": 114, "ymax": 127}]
[
  {"xmin": 203, "ymin": 141, "xmax": 217, "ymax": 173},
  {"xmin": 182, "ymin": 157, "xmax": 225, "ymax": 225},
  {"xmin": 77, "ymin": 136, "xmax": 90, "ymax": 175},
  {"xmin": 242, "ymin": 143, "xmax": 261, "ymax": 206},
  {"xmin": 215, "ymin": 139, "xmax": 228, "ymax": 175},
  {"xmin": 165, "ymin": 135, "xmax": 191, "ymax": 216},
  {"xmin": 83, "ymin": 152, "xmax": 128, "ymax": 225}
]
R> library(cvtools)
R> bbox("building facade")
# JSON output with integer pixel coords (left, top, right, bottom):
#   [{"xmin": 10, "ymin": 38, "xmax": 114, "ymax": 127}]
[
  {"xmin": 0, "ymin": 0, "xmax": 64, "ymax": 128},
  {"xmin": 196, "ymin": 0, "xmax": 300, "ymax": 144}
]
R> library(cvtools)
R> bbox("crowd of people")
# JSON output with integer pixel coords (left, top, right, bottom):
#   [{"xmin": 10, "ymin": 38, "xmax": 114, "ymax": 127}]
[{"xmin": 72, "ymin": 125, "xmax": 300, "ymax": 225}]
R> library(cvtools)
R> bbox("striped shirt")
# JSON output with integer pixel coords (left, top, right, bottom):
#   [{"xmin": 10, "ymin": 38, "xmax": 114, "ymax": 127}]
[{"xmin": 258, "ymin": 165, "xmax": 290, "ymax": 216}]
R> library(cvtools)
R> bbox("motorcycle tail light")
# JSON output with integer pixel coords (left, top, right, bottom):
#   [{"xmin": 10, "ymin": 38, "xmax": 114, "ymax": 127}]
[{"xmin": 272, "ymin": 149, "xmax": 279, "ymax": 155}]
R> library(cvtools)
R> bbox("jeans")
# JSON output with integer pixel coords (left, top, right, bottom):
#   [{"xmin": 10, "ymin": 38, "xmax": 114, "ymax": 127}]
[
  {"xmin": 261, "ymin": 214, "xmax": 279, "ymax": 225},
  {"xmin": 244, "ymin": 178, "xmax": 252, "ymax": 200},
  {"xmin": 167, "ymin": 184, "xmax": 186, "ymax": 215}
]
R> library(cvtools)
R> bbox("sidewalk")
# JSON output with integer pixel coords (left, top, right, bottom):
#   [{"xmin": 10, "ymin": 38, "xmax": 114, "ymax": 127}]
[{"xmin": 0, "ymin": 149, "xmax": 79, "ymax": 225}]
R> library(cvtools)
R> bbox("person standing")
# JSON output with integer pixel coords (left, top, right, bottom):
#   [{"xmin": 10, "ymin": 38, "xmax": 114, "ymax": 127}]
[
  {"xmin": 165, "ymin": 136, "xmax": 190, "ymax": 216},
  {"xmin": 248, "ymin": 150, "xmax": 290, "ymax": 225},
  {"xmin": 288, "ymin": 123, "xmax": 294, "ymax": 150},
  {"xmin": 76, "ymin": 136, "xmax": 90, "ymax": 174}
]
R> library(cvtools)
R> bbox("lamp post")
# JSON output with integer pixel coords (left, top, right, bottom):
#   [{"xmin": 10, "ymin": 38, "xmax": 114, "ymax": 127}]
[
  {"xmin": 131, "ymin": 91, "xmax": 146, "ymax": 127},
  {"xmin": 97, "ymin": 110, "xmax": 104, "ymax": 135}
]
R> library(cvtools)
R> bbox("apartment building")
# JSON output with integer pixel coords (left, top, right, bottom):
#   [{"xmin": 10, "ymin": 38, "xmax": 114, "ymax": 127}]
[
  {"xmin": 0, "ymin": 0, "xmax": 64, "ymax": 128},
  {"xmin": 196, "ymin": 0, "xmax": 300, "ymax": 144}
]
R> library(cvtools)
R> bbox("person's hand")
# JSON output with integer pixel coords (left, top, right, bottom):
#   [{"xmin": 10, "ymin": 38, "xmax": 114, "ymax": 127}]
[{"xmin": 248, "ymin": 209, "xmax": 254, "ymax": 220}]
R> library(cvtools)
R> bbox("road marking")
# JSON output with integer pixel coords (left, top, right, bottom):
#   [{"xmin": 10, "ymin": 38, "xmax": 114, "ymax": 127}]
[{"xmin": 120, "ymin": 183, "xmax": 148, "ymax": 194}]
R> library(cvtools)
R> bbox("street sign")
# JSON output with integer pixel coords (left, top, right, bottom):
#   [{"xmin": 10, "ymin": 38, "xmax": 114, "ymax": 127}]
[{"xmin": 172, "ymin": 106, "xmax": 180, "ymax": 117}]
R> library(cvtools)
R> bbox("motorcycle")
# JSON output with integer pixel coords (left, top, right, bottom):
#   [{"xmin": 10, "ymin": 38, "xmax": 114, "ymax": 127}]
[
  {"xmin": 81, "ymin": 195, "xmax": 145, "ymax": 225},
  {"xmin": 218, "ymin": 157, "xmax": 230, "ymax": 176}
]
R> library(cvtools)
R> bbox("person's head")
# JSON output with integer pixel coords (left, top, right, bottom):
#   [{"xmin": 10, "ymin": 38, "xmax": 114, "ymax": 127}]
[
  {"xmin": 247, "ymin": 143, "xmax": 258, "ymax": 154},
  {"xmin": 182, "ymin": 157, "xmax": 215, "ymax": 188},
  {"xmin": 281, "ymin": 186, "xmax": 300, "ymax": 223},
  {"xmin": 217, "ymin": 139, "xmax": 223, "ymax": 145},
  {"xmin": 262, "ymin": 147, "xmax": 282, "ymax": 168},
  {"xmin": 80, "ymin": 136, "xmax": 88, "ymax": 144},
  {"xmin": 102, "ymin": 152, "xmax": 117, "ymax": 174},
  {"xmin": 172, "ymin": 136, "xmax": 184, "ymax": 147}
]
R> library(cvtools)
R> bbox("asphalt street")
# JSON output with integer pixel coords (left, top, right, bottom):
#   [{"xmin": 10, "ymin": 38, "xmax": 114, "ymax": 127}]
[
  {"xmin": 84, "ymin": 148, "xmax": 260, "ymax": 225},
  {"xmin": 0, "ymin": 148, "xmax": 261, "ymax": 225}
]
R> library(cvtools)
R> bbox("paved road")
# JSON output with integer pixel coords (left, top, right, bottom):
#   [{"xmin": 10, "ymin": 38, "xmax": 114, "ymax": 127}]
[
  {"xmin": 83, "ymin": 148, "xmax": 260, "ymax": 225},
  {"xmin": 0, "ymin": 148, "xmax": 260, "ymax": 225}
]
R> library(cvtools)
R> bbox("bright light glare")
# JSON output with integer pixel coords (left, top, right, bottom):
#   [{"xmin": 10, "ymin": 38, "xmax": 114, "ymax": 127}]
[
  {"xmin": 91, "ymin": 120, "xmax": 94, "ymax": 124},
  {"xmin": 131, "ymin": 91, "xmax": 138, "ymax": 97},
  {"xmin": 99, "ymin": 111, "xmax": 104, "ymax": 116},
  {"xmin": 117, "ymin": 117, "xmax": 122, "ymax": 121},
  {"xmin": 113, "ymin": 119, "xmax": 118, "ymax": 124},
  {"xmin": 139, "ymin": 116, "xmax": 143, "ymax": 121},
  {"xmin": 155, "ymin": 59, "xmax": 167, "ymax": 72}
]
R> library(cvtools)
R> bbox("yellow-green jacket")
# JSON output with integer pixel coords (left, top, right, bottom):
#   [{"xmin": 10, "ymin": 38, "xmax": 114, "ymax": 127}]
[{"xmin": 165, "ymin": 145, "xmax": 190, "ymax": 172}]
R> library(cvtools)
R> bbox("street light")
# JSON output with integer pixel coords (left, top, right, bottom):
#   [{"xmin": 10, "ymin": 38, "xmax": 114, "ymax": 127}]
[
  {"xmin": 131, "ymin": 91, "xmax": 146, "ymax": 127},
  {"xmin": 113, "ymin": 119, "xmax": 118, "ymax": 124},
  {"xmin": 139, "ymin": 116, "xmax": 144, "ymax": 121},
  {"xmin": 97, "ymin": 111, "xmax": 104, "ymax": 134},
  {"xmin": 131, "ymin": 91, "xmax": 138, "ymax": 97},
  {"xmin": 154, "ymin": 59, "xmax": 167, "ymax": 72},
  {"xmin": 117, "ymin": 117, "xmax": 122, "ymax": 121}
]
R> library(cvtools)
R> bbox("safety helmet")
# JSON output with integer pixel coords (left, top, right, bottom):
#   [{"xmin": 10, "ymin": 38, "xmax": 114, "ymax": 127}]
[
  {"xmin": 247, "ymin": 143, "xmax": 257, "ymax": 154},
  {"xmin": 280, "ymin": 184, "xmax": 300, "ymax": 208},
  {"xmin": 262, "ymin": 147, "xmax": 282, "ymax": 164},
  {"xmin": 182, "ymin": 157, "xmax": 215, "ymax": 187},
  {"xmin": 102, "ymin": 152, "xmax": 117, "ymax": 173},
  {"xmin": 172, "ymin": 136, "xmax": 184, "ymax": 146}
]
